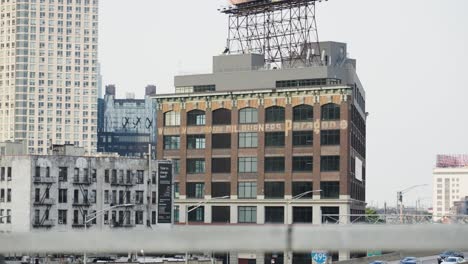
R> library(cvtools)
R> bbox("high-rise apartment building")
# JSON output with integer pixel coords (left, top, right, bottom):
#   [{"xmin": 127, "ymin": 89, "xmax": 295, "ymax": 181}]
[{"xmin": 0, "ymin": 0, "xmax": 99, "ymax": 154}]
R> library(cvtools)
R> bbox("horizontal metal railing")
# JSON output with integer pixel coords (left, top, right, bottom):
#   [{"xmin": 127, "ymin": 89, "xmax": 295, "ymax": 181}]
[{"xmin": 0, "ymin": 225, "xmax": 467, "ymax": 254}]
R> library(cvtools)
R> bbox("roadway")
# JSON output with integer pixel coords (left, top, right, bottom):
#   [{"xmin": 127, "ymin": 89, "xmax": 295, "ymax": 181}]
[{"xmin": 388, "ymin": 252, "xmax": 468, "ymax": 264}]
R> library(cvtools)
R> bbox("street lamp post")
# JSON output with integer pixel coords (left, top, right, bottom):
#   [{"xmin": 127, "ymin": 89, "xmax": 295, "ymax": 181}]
[
  {"xmin": 284, "ymin": 190, "xmax": 322, "ymax": 264},
  {"xmin": 83, "ymin": 204, "xmax": 134, "ymax": 264},
  {"xmin": 185, "ymin": 196, "xmax": 229, "ymax": 264},
  {"xmin": 397, "ymin": 184, "xmax": 427, "ymax": 222}
]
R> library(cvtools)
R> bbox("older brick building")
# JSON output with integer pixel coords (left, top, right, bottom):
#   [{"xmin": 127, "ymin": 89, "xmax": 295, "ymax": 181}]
[{"xmin": 154, "ymin": 42, "xmax": 366, "ymax": 262}]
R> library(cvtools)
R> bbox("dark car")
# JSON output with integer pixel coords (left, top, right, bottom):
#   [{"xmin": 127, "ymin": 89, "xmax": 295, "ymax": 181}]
[
  {"xmin": 369, "ymin": 261, "xmax": 388, "ymax": 264},
  {"xmin": 438, "ymin": 252, "xmax": 465, "ymax": 264}
]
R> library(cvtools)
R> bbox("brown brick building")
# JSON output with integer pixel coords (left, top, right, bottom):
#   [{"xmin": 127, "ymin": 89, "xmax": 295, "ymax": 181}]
[{"xmin": 154, "ymin": 42, "xmax": 366, "ymax": 262}]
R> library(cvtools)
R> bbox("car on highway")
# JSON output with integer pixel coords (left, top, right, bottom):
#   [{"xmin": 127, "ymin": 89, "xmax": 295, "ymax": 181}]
[
  {"xmin": 441, "ymin": 257, "xmax": 466, "ymax": 264},
  {"xmin": 438, "ymin": 252, "xmax": 465, "ymax": 264},
  {"xmin": 400, "ymin": 257, "xmax": 421, "ymax": 264},
  {"xmin": 369, "ymin": 261, "xmax": 388, "ymax": 264}
]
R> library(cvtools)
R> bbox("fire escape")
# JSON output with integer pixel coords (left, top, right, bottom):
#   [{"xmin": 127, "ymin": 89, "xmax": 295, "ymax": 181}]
[
  {"xmin": 32, "ymin": 166, "xmax": 56, "ymax": 228},
  {"xmin": 110, "ymin": 170, "xmax": 136, "ymax": 228},
  {"xmin": 72, "ymin": 163, "xmax": 94, "ymax": 228}
]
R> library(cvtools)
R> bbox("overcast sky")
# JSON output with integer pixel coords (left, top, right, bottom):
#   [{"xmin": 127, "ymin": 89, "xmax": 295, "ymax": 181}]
[{"xmin": 99, "ymin": 0, "xmax": 468, "ymax": 208}]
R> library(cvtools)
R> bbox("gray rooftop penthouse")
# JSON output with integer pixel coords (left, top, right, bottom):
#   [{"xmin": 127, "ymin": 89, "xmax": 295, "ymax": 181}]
[{"xmin": 175, "ymin": 42, "xmax": 364, "ymax": 99}]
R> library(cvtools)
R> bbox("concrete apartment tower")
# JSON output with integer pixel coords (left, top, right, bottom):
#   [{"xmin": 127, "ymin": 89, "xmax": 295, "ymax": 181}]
[{"xmin": 0, "ymin": 0, "xmax": 99, "ymax": 154}]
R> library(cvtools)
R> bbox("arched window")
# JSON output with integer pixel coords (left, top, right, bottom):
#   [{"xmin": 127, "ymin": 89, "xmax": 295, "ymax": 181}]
[
  {"xmin": 321, "ymin": 104, "xmax": 340, "ymax": 120},
  {"xmin": 212, "ymin": 108, "xmax": 231, "ymax": 125},
  {"xmin": 239, "ymin": 108, "xmax": 258, "ymax": 124},
  {"xmin": 265, "ymin": 106, "xmax": 285, "ymax": 123},
  {"xmin": 293, "ymin": 104, "xmax": 313, "ymax": 122},
  {"xmin": 164, "ymin": 111, "xmax": 180, "ymax": 126},
  {"xmin": 187, "ymin": 110, "xmax": 206, "ymax": 126}
]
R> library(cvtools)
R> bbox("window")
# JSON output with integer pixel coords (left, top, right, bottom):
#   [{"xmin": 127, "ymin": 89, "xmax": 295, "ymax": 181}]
[
  {"xmin": 321, "ymin": 156, "xmax": 340, "ymax": 172},
  {"xmin": 136, "ymin": 170, "xmax": 144, "ymax": 184},
  {"xmin": 187, "ymin": 182, "xmax": 205, "ymax": 199},
  {"xmin": 212, "ymin": 182, "xmax": 230, "ymax": 198},
  {"xmin": 238, "ymin": 157, "xmax": 257, "ymax": 173},
  {"xmin": 238, "ymin": 206, "xmax": 257, "ymax": 223},
  {"xmin": 58, "ymin": 210, "xmax": 67, "ymax": 225},
  {"xmin": 7, "ymin": 189, "xmax": 11, "ymax": 202},
  {"xmin": 210, "ymin": 158, "xmax": 231, "ymax": 174},
  {"xmin": 59, "ymin": 167, "xmax": 68, "ymax": 181},
  {"xmin": 164, "ymin": 135, "xmax": 180, "ymax": 150},
  {"xmin": 238, "ymin": 182, "xmax": 257, "ymax": 199},
  {"xmin": 0, "ymin": 210, "xmax": 3, "ymax": 224},
  {"xmin": 0, "ymin": 168, "xmax": 4, "ymax": 181},
  {"xmin": 104, "ymin": 190, "xmax": 109, "ymax": 204},
  {"xmin": 293, "ymin": 156, "xmax": 313, "ymax": 172},
  {"xmin": 135, "ymin": 211, "xmax": 144, "ymax": 225},
  {"xmin": 239, "ymin": 108, "xmax": 258, "ymax": 124},
  {"xmin": 35, "ymin": 166, "xmax": 41, "ymax": 177},
  {"xmin": 0, "ymin": 189, "xmax": 4, "ymax": 202},
  {"xmin": 264, "ymin": 182, "xmax": 285, "ymax": 199},
  {"xmin": 265, "ymin": 132, "xmax": 285, "ymax": 147},
  {"xmin": 321, "ymin": 130, "xmax": 340, "ymax": 145},
  {"xmin": 152, "ymin": 191, "xmax": 157, "ymax": 204},
  {"xmin": 187, "ymin": 159, "xmax": 205, "ymax": 174},
  {"xmin": 293, "ymin": 207, "xmax": 312, "ymax": 223},
  {"xmin": 293, "ymin": 105, "xmax": 313, "ymax": 122},
  {"xmin": 59, "ymin": 189, "xmax": 67, "ymax": 203},
  {"xmin": 293, "ymin": 131, "xmax": 313, "ymax": 146},
  {"xmin": 239, "ymin": 132, "xmax": 258, "ymax": 148},
  {"xmin": 321, "ymin": 207, "xmax": 339, "ymax": 223},
  {"xmin": 173, "ymin": 159, "xmax": 181, "ymax": 175},
  {"xmin": 265, "ymin": 207, "xmax": 284, "ymax": 223},
  {"xmin": 265, "ymin": 106, "xmax": 285, "ymax": 123},
  {"xmin": 152, "ymin": 211, "xmax": 157, "ymax": 225},
  {"xmin": 212, "ymin": 134, "xmax": 231, "ymax": 149},
  {"xmin": 174, "ymin": 206, "xmax": 180, "ymax": 223},
  {"xmin": 6, "ymin": 168, "xmax": 11, "ymax": 181},
  {"xmin": 187, "ymin": 110, "xmax": 206, "ymax": 126},
  {"xmin": 135, "ymin": 191, "xmax": 144, "ymax": 204},
  {"xmin": 321, "ymin": 182, "xmax": 339, "ymax": 199},
  {"xmin": 188, "ymin": 206, "xmax": 204, "ymax": 222},
  {"xmin": 265, "ymin": 157, "xmax": 285, "ymax": 172},
  {"xmin": 105, "ymin": 170, "xmax": 109, "ymax": 183},
  {"xmin": 212, "ymin": 108, "xmax": 231, "ymax": 125},
  {"xmin": 321, "ymin": 104, "xmax": 340, "ymax": 120},
  {"xmin": 212, "ymin": 206, "xmax": 230, "ymax": 223},
  {"xmin": 292, "ymin": 182, "xmax": 313, "ymax": 199},
  {"xmin": 187, "ymin": 135, "xmax": 206, "ymax": 149},
  {"xmin": 164, "ymin": 111, "xmax": 180, "ymax": 126}
]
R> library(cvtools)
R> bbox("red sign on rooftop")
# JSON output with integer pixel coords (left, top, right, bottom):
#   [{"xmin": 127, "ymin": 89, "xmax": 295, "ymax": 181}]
[{"xmin": 437, "ymin": 155, "xmax": 468, "ymax": 168}]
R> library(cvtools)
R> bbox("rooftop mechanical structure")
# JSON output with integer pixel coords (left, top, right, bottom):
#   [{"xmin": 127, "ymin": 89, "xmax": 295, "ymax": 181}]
[{"xmin": 221, "ymin": 0, "xmax": 324, "ymax": 68}]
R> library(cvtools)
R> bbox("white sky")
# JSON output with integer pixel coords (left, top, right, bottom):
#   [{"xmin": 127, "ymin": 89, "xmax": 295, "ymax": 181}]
[{"xmin": 99, "ymin": 0, "xmax": 468, "ymax": 208}]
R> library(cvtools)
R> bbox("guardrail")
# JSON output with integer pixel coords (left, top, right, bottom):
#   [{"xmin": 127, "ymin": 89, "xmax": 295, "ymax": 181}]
[{"xmin": 0, "ymin": 225, "xmax": 467, "ymax": 254}]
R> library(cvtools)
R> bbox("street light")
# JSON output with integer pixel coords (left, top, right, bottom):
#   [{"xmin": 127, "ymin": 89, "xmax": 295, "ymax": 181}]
[
  {"xmin": 185, "ymin": 196, "xmax": 230, "ymax": 264},
  {"xmin": 397, "ymin": 184, "xmax": 428, "ymax": 222},
  {"xmin": 83, "ymin": 203, "xmax": 134, "ymax": 264},
  {"xmin": 284, "ymin": 190, "xmax": 322, "ymax": 264}
]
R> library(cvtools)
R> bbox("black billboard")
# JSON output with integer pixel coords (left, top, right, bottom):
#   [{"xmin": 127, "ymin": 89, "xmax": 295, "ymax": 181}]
[{"xmin": 157, "ymin": 162, "xmax": 173, "ymax": 224}]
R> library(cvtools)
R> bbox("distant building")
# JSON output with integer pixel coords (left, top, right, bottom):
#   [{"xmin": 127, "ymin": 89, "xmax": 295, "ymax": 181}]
[
  {"xmin": 0, "ymin": 143, "xmax": 168, "ymax": 232},
  {"xmin": 433, "ymin": 155, "xmax": 468, "ymax": 217},
  {"xmin": 97, "ymin": 85, "xmax": 157, "ymax": 158},
  {"xmin": 0, "ymin": 0, "xmax": 100, "ymax": 154},
  {"xmin": 451, "ymin": 196, "xmax": 468, "ymax": 216}
]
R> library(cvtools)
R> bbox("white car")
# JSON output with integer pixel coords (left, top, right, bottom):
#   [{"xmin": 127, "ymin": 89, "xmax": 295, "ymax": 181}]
[{"xmin": 441, "ymin": 257, "xmax": 466, "ymax": 264}]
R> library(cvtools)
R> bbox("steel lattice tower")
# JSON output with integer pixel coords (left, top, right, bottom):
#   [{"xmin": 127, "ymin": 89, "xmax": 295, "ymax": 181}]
[{"xmin": 222, "ymin": 0, "xmax": 322, "ymax": 68}]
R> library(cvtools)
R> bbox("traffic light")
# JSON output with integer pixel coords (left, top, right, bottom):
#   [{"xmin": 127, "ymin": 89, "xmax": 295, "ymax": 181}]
[{"xmin": 397, "ymin": 192, "xmax": 403, "ymax": 203}]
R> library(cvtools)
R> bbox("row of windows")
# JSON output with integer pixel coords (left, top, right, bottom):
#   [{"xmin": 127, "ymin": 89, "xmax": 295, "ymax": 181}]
[
  {"xmin": 33, "ymin": 167, "xmax": 146, "ymax": 185},
  {"xmin": 164, "ymin": 104, "xmax": 341, "ymax": 127},
  {"xmin": 185, "ymin": 156, "xmax": 340, "ymax": 174},
  {"xmin": 185, "ymin": 181, "xmax": 339, "ymax": 199},
  {"xmin": 34, "ymin": 188, "xmax": 147, "ymax": 205},
  {"xmin": 186, "ymin": 205, "xmax": 340, "ymax": 224},
  {"xmin": 164, "ymin": 130, "xmax": 340, "ymax": 150}
]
